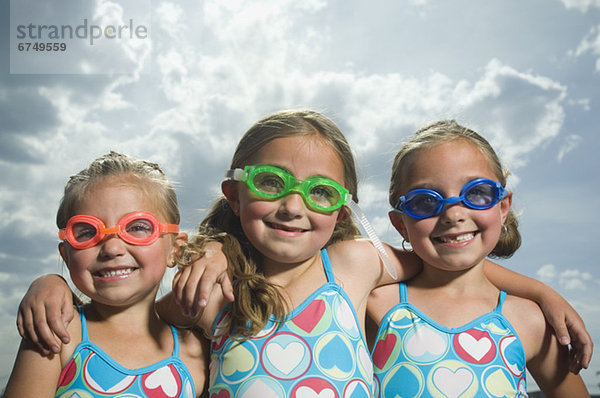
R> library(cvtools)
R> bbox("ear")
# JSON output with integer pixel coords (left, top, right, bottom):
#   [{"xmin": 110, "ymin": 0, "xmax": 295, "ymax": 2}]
[
  {"xmin": 168, "ymin": 232, "xmax": 188, "ymax": 268},
  {"xmin": 222, "ymin": 180, "xmax": 240, "ymax": 216},
  {"xmin": 336, "ymin": 206, "xmax": 351, "ymax": 223},
  {"xmin": 389, "ymin": 211, "xmax": 409, "ymax": 242},
  {"xmin": 58, "ymin": 242, "xmax": 70, "ymax": 264},
  {"xmin": 499, "ymin": 190, "xmax": 513, "ymax": 224}
]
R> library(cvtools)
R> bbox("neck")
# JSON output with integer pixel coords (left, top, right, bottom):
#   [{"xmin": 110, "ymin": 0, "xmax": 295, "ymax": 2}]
[
  {"xmin": 414, "ymin": 260, "xmax": 490, "ymax": 293},
  {"xmin": 85, "ymin": 296, "xmax": 163, "ymax": 330},
  {"xmin": 260, "ymin": 251, "xmax": 323, "ymax": 289}
]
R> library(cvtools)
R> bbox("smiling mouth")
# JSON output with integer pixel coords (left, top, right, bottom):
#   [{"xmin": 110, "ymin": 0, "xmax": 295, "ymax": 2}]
[
  {"xmin": 94, "ymin": 268, "xmax": 137, "ymax": 278},
  {"xmin": 434, "ymin": 232, "xmax": 476, "ymax": 244},
  {"xmin": 266, "ymin": 222, "xmax": 308, "ymax": 233}
]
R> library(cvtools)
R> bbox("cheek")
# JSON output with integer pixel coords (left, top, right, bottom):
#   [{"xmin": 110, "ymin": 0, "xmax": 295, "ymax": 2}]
[
  {"xmin": 66, "ymin": 249, "xmax": 92, "ymax": 269},
  {"xmin": 403, "ymin": 218, "xmax": 435, "ymax": 240},
  {"xmin": 239, "ymin": 200, "xmax": 270, "ymax": 223}
]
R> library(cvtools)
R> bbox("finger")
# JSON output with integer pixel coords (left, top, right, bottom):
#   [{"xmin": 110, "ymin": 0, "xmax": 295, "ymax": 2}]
[
  {"xmin": 218, "ymin": 272, "xmax": 235, "ymax": 302},
  {"xmin": 194, "ymin": 264, "xmax": 223, "ymax": 313},
  {"xmin": 33, "ymin": 304, "xmax": 63, "ymax": 354},
  {"xmin": 574, "ymin": 334, "xmax": 593, "ymax": 369},
  {"xmin": 551, "ymin": 320, "xmax": 571, "ymax": 346},
  {"xmin": 185, "ymin": 264, "xmax": 208, "ymax": 317},
  {"xmin": 173, "ymin": 267, "xmax": 193, "ymax": 315},
  {"xmin": 17, "ymin": 307, "xmax": 49, "ymax": 354},
  {"xmin": 567, "ymin": 321, "xmax": 593, "ymax": 369},
  {"xmin": 567, "ymin": 344, "xmax": 582, "ymax": 374},
  {"xmin": 16, "ymin": 310, "xmax": 26, "ymax": 339},
  {"xmin": 24, "ymin": 304, "xmax": 57, "ymax": 354},
  {"xmin": 46, "ymin": 299, "xmax": 72, "ymax": 345}
]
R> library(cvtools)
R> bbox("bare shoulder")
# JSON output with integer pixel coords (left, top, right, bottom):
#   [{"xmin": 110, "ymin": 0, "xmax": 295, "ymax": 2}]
[
  {"xmin": 327, "ymin": 238, "xmax": 380, "ymax": 274},
  {"xmin": 502, "ymin": 295, "xmax": 547, "ymax": 359},
  {"xmin": 503, "ymin": 296, "xmax": 590, "ymax": 396}
]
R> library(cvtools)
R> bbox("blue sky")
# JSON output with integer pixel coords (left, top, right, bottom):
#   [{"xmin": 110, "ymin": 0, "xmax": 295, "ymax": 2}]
[{"xmin": 1, "ymin": 0, "xmax": 599, "ymax": 393}]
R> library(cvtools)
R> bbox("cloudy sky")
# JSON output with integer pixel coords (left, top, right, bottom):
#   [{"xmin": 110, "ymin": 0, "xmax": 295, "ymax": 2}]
[{"xmin": 2, "ymin": 0, "xmax": 599, "ymax": 393}]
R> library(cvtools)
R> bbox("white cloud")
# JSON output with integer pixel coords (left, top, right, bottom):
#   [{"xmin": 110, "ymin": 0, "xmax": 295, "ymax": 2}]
[
  {"xmin": 557, "ymin": 134, "xmax": 583, "ymax": 162},
  {"xmin": 537, "ymin": 264, "xmax": 556, "ymax": 283},
  {"xmin": 572, "ymin": 24, "xmax": 600, "ymax": 71},
  {"xmin": 561, "ymin": 0, "xmax": 600, "ymax": 12},
  {"xmin": 537, "ymin": 264, "xmax": 594, "ymax": 291},
  {"xmin": 559, "ymin": 269, "xmax": 593, "ymax": 290}
]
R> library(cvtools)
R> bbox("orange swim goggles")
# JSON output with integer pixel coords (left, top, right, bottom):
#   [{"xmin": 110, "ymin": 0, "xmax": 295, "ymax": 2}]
[{"xmin": 58, "ymin": 211, "xmax": 179, "ymax": 249}]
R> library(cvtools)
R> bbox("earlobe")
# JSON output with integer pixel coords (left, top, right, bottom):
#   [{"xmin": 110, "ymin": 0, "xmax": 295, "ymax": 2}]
[
  {"xmin": 222, "ymin": 180, "xmax": 240, "ymax": 216},
  {"xmin": 389, "ymin": 211, "xmax": 409, "ymax": 242}
]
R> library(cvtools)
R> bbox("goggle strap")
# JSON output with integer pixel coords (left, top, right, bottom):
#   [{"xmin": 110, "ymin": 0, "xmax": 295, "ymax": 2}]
[
  {"xmin": 346, "ymin": 200, "xmax": 398, "ymax": 281},
  {"xmin": 160, "ymin": 224, "xmax": 180, "ymax": 234},
  {"xmin": 225, "ymin": 168, "xmax": 245, "ymax": 182}
]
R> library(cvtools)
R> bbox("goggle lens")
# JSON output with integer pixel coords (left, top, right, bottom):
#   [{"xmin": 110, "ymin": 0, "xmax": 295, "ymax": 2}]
[
  {"xmin": 464, "ymin": 182, "xmax": 495, "ymax": 207},
  {"xmin": 407, "ymin": 193, "xmax": 440, "ymax": 217},
  {"xmin": 228, "ymin": 164, "xmax": 349, "ymax": 213},
  {"xmin": 395, "ymin": 179, "xmax": 507, "ymax": 219},
  {"xmin": 59, "ymin": 212, "xmax": 178, "ymax": 249},
  {"xmin": 252, "ymin": 170, "xmax": 286, "ymax": 196}
]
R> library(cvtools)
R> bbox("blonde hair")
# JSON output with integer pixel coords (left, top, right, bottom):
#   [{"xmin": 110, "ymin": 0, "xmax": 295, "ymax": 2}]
[
  {"xmin": 56, "ymin": 151, "xmax": 179, "ymax": 228},
  {"xmin": 389, "ymin": 120, "xmax": 521, "ymax": 258},
  {"xmin": 186, "ymin": 110, "xmax": 360, "ymax": 339}
]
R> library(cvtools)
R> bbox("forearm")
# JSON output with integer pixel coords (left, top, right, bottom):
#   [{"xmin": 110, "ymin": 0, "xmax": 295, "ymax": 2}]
[{"xmin": 484, "ymin": 259, "xmax": 547, "ymax": 302}]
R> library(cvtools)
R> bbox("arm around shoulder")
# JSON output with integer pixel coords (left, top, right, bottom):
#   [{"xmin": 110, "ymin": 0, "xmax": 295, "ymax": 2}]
[
  {"xmin": 484, "ymin": 259, "xmax": 593, "ymax": 372},
  {"xmin": 506, "ymin": 295, "xmax": 590, "ymax": 397}
]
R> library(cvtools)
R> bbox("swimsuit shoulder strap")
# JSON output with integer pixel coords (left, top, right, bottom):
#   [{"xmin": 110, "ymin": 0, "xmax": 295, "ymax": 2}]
[
  {"xmin": 77, "ymin": 305, "xmax": 90, "ymax": 342},
  {"xmin": 169, "ymin": 325, "xmax": 180, "ymax": 357},
  {"xmin": 495, "ymin": 290, "xmax": 507, "ymax": 313},
  {"xmin": 320, "ymin": 248, "xmax": 335, "ymax": 283},
  {"xmin": 399, "ymin": 282, "xmax": 408, "ymax": 303}
]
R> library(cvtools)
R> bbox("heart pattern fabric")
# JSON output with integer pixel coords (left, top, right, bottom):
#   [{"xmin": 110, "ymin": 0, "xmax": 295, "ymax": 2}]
[{"xmin": 372, "ymin": 285, "xmax": 527, "ymax": 397}]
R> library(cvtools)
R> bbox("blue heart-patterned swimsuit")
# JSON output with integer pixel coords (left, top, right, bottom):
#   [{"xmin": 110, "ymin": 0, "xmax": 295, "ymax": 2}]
[
  {"xmin": 55, "ymin": 306, "xmax": 196, "ymax": 398},
  {"xmin": 209, "ymin": 248, "xmax": 374, "ymax": 398},
  {"xmin": 371, "ymin": 283, "xmax": 527, "ymax": 398}
]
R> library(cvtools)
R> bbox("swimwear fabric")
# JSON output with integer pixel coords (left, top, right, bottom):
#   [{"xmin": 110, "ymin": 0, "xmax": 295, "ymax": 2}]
[
  {"xmin": 372, "ymin": 283, "xmax": 527, "ymax": 398},
  {"xmin": 56, "ymin": 306, "xmax": 196, "ymax": 398},
  {"xmin": 209, "ymin": 249, "xmax": 374, "ymax": 398}
]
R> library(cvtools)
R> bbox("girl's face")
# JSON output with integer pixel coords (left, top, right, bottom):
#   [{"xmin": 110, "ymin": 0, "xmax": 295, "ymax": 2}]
[
  {"xmin": 223, "ymin": 134, "xmax": 347, "ymax": 270},
  {"xmin": 389, "ymin": 140, "xmax": 512, "ymax": 273},
  {"xmin": 59, "ymin": 177, "xmax": 180, "ymax": 307}
]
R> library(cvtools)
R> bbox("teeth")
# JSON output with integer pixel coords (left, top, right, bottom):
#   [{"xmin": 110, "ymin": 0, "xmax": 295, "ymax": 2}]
[
  {"xmin": 97, "ymin": 268, "xmax": 135, "ymax": 277},
  {"xmin": 438, "ymin": 233, "xmax": 474, "ymax": 243}
]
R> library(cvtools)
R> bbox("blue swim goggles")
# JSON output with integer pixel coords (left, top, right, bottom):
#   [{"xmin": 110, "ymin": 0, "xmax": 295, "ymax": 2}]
[
  {"xmin": 226, "ymin": 164, "xmax": 349, "ymax": 213},
  {"xmin": 393, "ymin": 178, "xmax": 507, "ymax": 219}
]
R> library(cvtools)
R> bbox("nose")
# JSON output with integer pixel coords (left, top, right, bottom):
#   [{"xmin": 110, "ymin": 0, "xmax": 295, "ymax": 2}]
[
  {"xmin": 278, "ymin": 192, "xmax": 306, "ymax": 217},
  {"xmin": 439, "ymin": 200, "xmax": 467, "ymax": 224},
  {"xmin": 98, "ymin": 233, "xmax": 127, "ymax": 258}
]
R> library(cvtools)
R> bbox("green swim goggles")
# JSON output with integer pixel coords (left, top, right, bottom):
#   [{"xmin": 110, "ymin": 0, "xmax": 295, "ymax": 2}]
[{"xmin": 226, "ymin": 164, "xmax": 350, "ymax": 213}]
